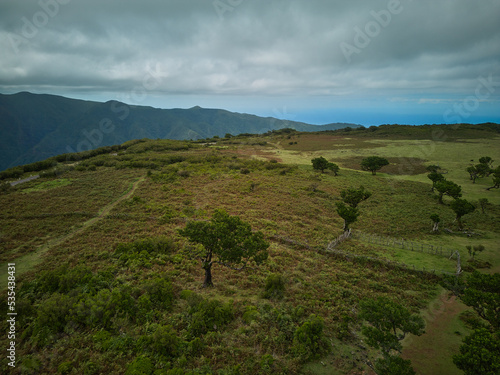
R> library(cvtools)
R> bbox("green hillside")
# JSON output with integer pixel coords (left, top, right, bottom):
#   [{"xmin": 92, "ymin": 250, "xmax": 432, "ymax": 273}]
[
  {"xmin": 0, "ymin": 92, "xmax": 360, "ymax": 172},
  {"xmin": 0, "ymin": 126, "xmax": 499, "ymax": 374}
]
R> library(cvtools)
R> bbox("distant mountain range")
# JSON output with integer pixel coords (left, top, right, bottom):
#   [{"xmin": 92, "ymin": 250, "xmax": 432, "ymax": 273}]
[{"xmin": 0, "ymin": 92, "xmax": 361, "ymax": 171}]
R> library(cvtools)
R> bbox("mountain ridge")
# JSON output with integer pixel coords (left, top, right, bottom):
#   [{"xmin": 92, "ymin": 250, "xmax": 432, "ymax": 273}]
[{"xmin": 0, "ymin": 92, "xmax": 361, "ymax": 171}]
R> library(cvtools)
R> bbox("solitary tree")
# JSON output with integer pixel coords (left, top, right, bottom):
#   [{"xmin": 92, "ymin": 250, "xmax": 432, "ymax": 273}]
[
  {"xmin": 450, "ymin": 199, "xmax": 475, "ymax": 230},
  {"xmin": 335, "ymin": 202, "xmax": 359, "ymax": 232},
  {"xmin": 361, "ymin": 156, "xmax": 390, "ymax": 175},
  {"xmin": 435, "ymin": 180, "xmax": 462, "ymax": 204},
  {"xmin": 468, "ymin": 163, "xmax": 491, "ymax": 183},
  {"xmin": 359, "ymin": 297, "xmax": 424, "ymax": 374},
  {"xmin": 340, "ymin": 186, "xmax": 372, "ymax": 208},
  {"xmin": 312, "ymin": 157, "xmax": 339, "ymax": 175},
  {"xmin": 179, "ymin": 210, "xmax": 269, "ymax": 287},
  {"xmin": 428, "ymin": 171, "xmax": 445, "ymax": 192},
  {"xmin": 430, "ymin": 214, "xmax": 440, "ymax": 232},
  {"xmin": 311, "ymin": 157, "xmax": 330, "ymax": 173}
]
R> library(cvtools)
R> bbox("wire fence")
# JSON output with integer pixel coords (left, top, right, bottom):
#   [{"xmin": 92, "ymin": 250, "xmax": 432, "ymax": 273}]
[
  {"xmin": 321, "ymin": 230, "xmax": 459, "ymax": 276},
  {"xmin": 352, "ymin": 230, "xmax": 459, "ymax": 259}
]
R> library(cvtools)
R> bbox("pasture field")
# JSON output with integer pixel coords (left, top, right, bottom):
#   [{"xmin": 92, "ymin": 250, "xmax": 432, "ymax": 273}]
[{"xmin": 0, "ymin": 126, "xmax": 498, "ymax": 374}]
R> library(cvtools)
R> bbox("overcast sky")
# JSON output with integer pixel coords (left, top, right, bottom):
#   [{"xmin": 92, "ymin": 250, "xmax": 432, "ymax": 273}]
[{"xmin": 1, "ymin": 0, "xmax": 499, "ymax": 125}]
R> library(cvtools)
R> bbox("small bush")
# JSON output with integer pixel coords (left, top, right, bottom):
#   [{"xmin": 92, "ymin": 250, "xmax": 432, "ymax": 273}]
[
  {"xmin": 240, "ymin": 168, "xmax": 250, "ymax": 174},
  {"xmin": 125, "ymin": 356, "xmax": 153, "ymax": 375},
  {"xmin": 0, "ymin": 181, "xmax": 12, "ymax": 193},
  {"xmin": 292, "ymin": 314, "xmax": 327, "ymax": 361},
  {"xmin": 262, "ymin": 273, "xmax": 285, "ymax": 300},
  {"xmin": 187, "ymin": 299, "xmax": 234, "ymax": 337},
  {"xmin": 142, "ymin": 277, "xmax": 174, "ymax": 311},
  {"xmin": 242, "ymin": 305, "xmax": 260, "ymax": 324}
]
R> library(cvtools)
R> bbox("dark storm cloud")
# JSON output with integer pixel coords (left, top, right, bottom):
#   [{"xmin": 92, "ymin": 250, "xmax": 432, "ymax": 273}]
[{"xmin": 0, "ymin": 0, "xmax": 499, "ymax": 111}]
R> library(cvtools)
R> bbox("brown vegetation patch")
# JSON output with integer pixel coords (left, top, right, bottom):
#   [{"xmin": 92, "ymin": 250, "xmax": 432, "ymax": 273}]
[
  {"xmin": 225, "ymin": 148, "xmax": 283, "ymax": 162},
  {"xmin": 280, "ymin": 134, "xmax": 381, "ymax": 151}
]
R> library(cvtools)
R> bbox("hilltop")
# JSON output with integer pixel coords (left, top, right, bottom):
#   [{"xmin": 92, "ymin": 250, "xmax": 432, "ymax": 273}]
[
  {"xmin": 0, "ymin": 92, "xmax": 360, "ymax": 171},
  {"xmin": 0, "ymin": 125, "xmax": 499, "ymax": 374}
]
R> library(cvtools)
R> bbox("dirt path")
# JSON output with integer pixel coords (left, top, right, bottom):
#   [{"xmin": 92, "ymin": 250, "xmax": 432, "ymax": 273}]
[
  {"xmin": 402, "ymin": 288, "xmax": 469, "ymax": 375},
  {"xmin": 9, "ymin": 174, "xmax": 40, "ymax": 186},
  {"xmin": 0, "ymin": 176, "xmax": 145, "ymax": 290}
]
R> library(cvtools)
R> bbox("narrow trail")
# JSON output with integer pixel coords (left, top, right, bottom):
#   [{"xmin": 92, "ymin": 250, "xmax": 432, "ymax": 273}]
[{"xmin": 0, "ymin": 176, "xmax": 145, "ymax": 290}]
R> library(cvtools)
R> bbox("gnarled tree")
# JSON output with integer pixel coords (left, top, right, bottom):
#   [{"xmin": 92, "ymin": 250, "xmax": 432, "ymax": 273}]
[
  {"xmin": 450, "ymin": 199, "xmax": 475, "ymax": 230},
  {"xmin": 340, "ymin": 186, "xmax": 372, "ymax": 208},
  {"xmin": 335, "ymin": 202, "xmax": 359, "ymax": 232},
  {"xmin": 361, "ymin": 156, "xmax": 389, "ymax": 175},
  {"xmin": 435, "ymin": 180, "xmax": 462, "ymax": 204},
  {"xmin": 179, "ymin": 210, "xmax": 269, "ymax": 287},
  {"xmin": 359, "ymin": 297, "xmax": 424, "ymax": 375},
  {"xmin": 428, "ymin": 171, "xmax": 445, "ymax": 192}
]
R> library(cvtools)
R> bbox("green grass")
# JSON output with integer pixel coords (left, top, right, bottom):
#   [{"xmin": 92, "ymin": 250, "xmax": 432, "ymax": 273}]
[
  {"xmin": 21, "ymin": 178, "xmax": 73, "ymax": 193},
  {"xmin": 402, "ymin": 287, "xmax": 471, "ymax": 375}
]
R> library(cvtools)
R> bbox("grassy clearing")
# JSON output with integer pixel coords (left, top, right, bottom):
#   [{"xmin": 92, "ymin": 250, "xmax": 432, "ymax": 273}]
[
  {"xmin": 402, "ymin": 287, "xmax": 471, "ymax": 375},
  {"xmin": 20, "ymin": 178, "xmax": 73, "ymax": 193}
]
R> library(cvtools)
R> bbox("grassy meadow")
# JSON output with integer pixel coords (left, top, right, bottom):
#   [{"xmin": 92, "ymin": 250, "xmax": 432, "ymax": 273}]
[{"xmin": 0, "ymin": 125, "xmax": 499, "ymax": 374}]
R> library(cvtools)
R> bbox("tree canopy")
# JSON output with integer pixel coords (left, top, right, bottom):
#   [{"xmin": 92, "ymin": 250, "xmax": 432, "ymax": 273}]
[
  {"xmin": 361, "ymin": 156, "xmax": 390, "ymax": 175},
  {"xmin": 340, "ymin": 186, "xmax": 372, "ymax": 208},
  {"xmin": 449, "ymin": 199, "xmax": 475, "ymax": 230},
  {"xmin": 359, "ymin": 297, "xmax": 424, "ymax": 375},
  {"xmin": 359, "ymin": 297, "xmax": 425, "ymax": 354},
  {"xmin": 487, "ymin": 167, "xmax": 500, "ymax": 190},
  {"xmin": 335, "ymin": 202, "xmax": 359, "ymax": 232},
  {"xmin": 453, "ymin": 328, "xmax": 500, "ymax": 375},
  {"xmin": 460, "ymin": 271, "xmax": 500, "ymax": 330},
  {"xmin": 311, "ymin": 156, "xmax": 339, "ymax": 175},
  {"xmin": 435, "ymin": 180, "xmax": 462, "ymax": 204},
  {"xmin": 179, "ymin": 209, "xmax": 269, "ymax": 287}
]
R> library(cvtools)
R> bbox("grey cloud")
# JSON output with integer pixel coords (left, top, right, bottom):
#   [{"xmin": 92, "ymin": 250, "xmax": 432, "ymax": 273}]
[{"xmin": 0, "ymin": 0, "xmax": 499, "ymax": 108}]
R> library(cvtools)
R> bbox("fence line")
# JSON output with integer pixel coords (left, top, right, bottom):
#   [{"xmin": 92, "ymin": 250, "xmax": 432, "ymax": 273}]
[
  {"xmin": 326, "ymin": 229, "xmax": 351, "ymax": 250},
  {"xmin": 269, "ymin": 230, "xmax": 455, "ymax": 277},
  {"xmin": 321, "ymin": 239, "xmax": 454, "ymax": 276},
  {"xmin": 351, "ymin": 230, "xmax": 460, "ymax": 260}
]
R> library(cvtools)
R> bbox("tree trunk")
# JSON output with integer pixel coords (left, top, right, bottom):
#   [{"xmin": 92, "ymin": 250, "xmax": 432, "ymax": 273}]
[
  {"xmin": 202, "ymin": 254, "xmax": 214, "ymax": 287},
  {"xmin": 438, "ymin": 193, "xmax": 444, "ymax": 204},
  {"xmin": 343, "ymin": 220, "xmax": 350, "ymax": 232},
  {"xmin": 456, "ymin": 216, "xmax": 463, "ymax": 231},
  {"xmin": 432, "ymin": 222, "xmax": 439, "ymax": 232},
  {"xmin": 203, "ymin": 264, "xmax": 213, "ymax": 287}
]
